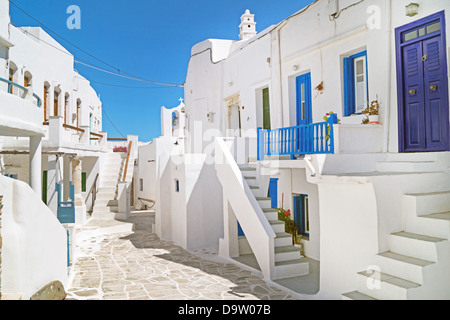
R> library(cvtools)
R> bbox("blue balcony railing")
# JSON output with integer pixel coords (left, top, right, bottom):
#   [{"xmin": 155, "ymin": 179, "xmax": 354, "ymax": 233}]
[
  {"xmin": 257, "ymin": 114, "xmax": 338, "ymax": 160},
  {"xmin": 0, "ymin": 77, "xmax": 42, "ymax": 107}
]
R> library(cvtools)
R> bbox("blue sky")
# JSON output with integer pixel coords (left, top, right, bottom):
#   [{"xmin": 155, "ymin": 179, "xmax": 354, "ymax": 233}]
[{"xmin": 10, "ymin": 0, "xmax": 315, "ymax": 142}]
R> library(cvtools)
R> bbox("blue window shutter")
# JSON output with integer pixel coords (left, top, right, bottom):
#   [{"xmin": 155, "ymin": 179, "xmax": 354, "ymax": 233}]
[{"xmin": 343, "ymin": 57, "xmax": 354, "ymax": 116}]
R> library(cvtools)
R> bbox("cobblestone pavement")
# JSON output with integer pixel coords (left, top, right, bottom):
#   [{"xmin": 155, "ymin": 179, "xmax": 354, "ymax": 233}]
[{"xmin": 66, "ymin": 212, "xmax": 298, "ymax": 300}]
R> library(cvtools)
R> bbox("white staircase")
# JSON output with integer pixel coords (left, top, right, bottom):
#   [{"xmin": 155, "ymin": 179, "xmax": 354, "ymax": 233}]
[
  {"xmin": 238, "ymin": 165, "xmax": 309, "ymax": 280},
  {"xmin": 343, "ymin": 190, "xmax": 450, "ymax": 300},
  {"xmin": 91, "ymin": 152, "xmax": 134, "ymax": 220}
]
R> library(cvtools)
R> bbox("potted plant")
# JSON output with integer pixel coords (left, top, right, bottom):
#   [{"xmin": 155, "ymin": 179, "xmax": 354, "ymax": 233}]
[
  {"xmin": 362, "ymin": 99, "xmax": 380, "ymax": 124},
  {"xmin": 277, "ymin": 208, "xmax": 303, "ymax": 253}
]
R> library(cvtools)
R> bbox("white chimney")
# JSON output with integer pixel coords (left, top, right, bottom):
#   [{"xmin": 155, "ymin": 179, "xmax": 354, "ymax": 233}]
[{"xmin": 239, "ymin": 9, "xmax": 257, "ymax": 41}]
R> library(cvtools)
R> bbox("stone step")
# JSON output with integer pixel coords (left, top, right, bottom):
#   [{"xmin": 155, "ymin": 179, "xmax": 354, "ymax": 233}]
[
  {"xmin": 91, "ymin": 211, "xmax": 116, "ymax": 220},
  {"xmin": 342, "ymin": 291, "xmax": 377, "ymax": 300},
  {"xmin": 269, "ymin": 220, "xmax": 285, "ymax": 233},
  {"xmin": 273, "ymin": 258, "xmax": 309, "ymax": 280},
  {"xmin": 97, "ymin": 186, "xmax": 117, "ymax": 194},
  {"xmin": 275, "ymin": 232, "xmax": 294, "ymax": 247},
  {"xmin": 356, "ymin": 270, "xmax": 420, "ymax": 300},
  {"xmin": 99, "ymin": 180, "xmax": 118, "ymax": 188},
  {"xmin": 274, "ymin": 245, "xmax": 301, "ymax": 262},
  {"xmin": 373, "ymin": 251, "xmax": 434, "ymax": 285},
  {"xmin": 405, "ymin": 191, "xmax": 450, "ymax": 216},
  {"xmin": 244, "ymin": 176, "xmax": 258, "ymax": 187},
  {"xmin": 256, "ymin": 197, "xmax": 272, "ymax": 208},
  {"xmin": 262, "ymin": 208, "xmax": 278, "ymax": 221},
  {"xmin": 390, "ymin": 231, "xmax": 446, "ymax": 262},
  {"xmin": 406, "ymin": 212, "xmax": 450, "ymax": 240}
]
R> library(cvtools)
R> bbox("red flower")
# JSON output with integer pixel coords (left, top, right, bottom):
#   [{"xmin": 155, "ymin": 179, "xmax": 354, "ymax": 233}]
[{"xmin": 285, "ymin": 210, "xmax": 291, "ymax": 216}]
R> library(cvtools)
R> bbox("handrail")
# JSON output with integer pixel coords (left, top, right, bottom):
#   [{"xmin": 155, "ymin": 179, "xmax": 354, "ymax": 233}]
[
  {"xmin": 122, "ymin": 141, "xmax": 133, "ymax": 182},
  {"xmin": 90, "ymin": 132, "xmax": 103, "ymax": 138},
  {"xmin": 0, "ymin": 77, "xmax": 42, "ymax": 107},
  {"xmin": 257, "ymin": 115, "xmax": 338, "ymax": 160},
  {"xmin": 63, "ymin": 123, "xmax": 85, "ymax": 133},
  {"xmin": 107, "ymin": 138, "xmax": 127, "ymax": 141}
]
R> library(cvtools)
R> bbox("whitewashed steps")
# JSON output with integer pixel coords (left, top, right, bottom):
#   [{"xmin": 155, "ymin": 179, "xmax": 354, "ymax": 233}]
[
  {"xmin": 91, "ymin": 152, "xmax": 132, "ymax": 220},
  {"xmin": 356, "ymin": 270, "xmax": 421, "ymax": 300},
  {"xmin": 237, "ymin": 165, "xmax": 308, "ymax": 280}
]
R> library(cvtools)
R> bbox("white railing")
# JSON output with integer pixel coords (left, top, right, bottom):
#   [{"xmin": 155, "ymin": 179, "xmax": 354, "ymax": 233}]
[{"xmin": 215, "ymin": 137, "xmax": 275, "ymax": 280}]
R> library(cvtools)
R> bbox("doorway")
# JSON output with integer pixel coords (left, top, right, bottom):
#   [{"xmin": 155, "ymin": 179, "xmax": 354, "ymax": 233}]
[{"xmin": 396, "ymin": 11, "xmax": 449, "ymax": 152}]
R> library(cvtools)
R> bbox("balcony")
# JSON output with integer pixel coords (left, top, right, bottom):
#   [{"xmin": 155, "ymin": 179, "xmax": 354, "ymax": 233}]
[
  {"xmin": 0, "ymin": 77, "xmax": 44, "ymax": 137},
  {"xmin": 257, "ymin": 115, "xmax": 338, "ymax": 161}
]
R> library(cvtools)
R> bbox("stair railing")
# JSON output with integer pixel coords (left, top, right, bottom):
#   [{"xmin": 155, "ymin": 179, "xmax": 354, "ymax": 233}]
[{"xmin": 122, "ymin": 141, "xmax": 133, "ymax": 182}]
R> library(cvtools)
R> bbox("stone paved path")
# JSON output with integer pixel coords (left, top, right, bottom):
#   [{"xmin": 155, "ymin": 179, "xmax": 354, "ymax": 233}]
[{"xmin": 66, "ymin": 212, "xmax": 298, "ymax": 300}]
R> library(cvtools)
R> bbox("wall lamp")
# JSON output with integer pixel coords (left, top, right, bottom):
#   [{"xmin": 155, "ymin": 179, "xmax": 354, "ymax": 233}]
[{"xmin": 406, "ymin": 3, "xmax": 419, "ymax": 17}]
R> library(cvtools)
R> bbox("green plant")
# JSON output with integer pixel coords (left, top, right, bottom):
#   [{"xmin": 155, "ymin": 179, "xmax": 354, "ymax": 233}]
[
  {"xmin": 277, "ymin": 208, "xmax": 302, "ymax": 245},
  {"xmin": 323, "ymin": 111, "xmax": 341, "ymax": 142},
  {"xmin": 362, "ymin": 99, "xmax": 380, "ymax": 116}
]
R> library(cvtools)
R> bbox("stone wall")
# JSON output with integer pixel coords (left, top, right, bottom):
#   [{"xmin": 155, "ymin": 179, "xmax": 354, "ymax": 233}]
[{"xmin": 0, "ymin": 195, "xmax": 3, "ymax": 299}]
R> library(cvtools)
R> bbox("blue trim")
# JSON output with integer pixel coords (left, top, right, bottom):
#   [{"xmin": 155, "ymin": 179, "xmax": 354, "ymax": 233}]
[
  {"xmin": 395, "ymin": 10, "xmax": 449, "ymax": 153},
  {"xmin": 258, "ymin": 121, "xmax": 335, "ymax": 159},
  {"xmin": 0, "ymin": 77, "xmax": 42, "ymax": 107},
  {"xmin": 293, "ymin": 195, "xmax": 309, "ymax": 237},
  {"xmin": 56, "ymin": 182, "xmax": 75, "ymax": 224},
  {"xmin": 296, "ymin": 73, "xmax": 312, "ymax": 126}
]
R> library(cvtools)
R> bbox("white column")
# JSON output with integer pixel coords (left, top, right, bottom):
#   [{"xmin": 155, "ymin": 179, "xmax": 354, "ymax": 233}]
[
  {"xmin": 29, "ymin": 136, "xmax": 42, "ymax": 196},
  {"xmin": 72, "ymin": 157, "xmax": 86, "ymax": 225}
]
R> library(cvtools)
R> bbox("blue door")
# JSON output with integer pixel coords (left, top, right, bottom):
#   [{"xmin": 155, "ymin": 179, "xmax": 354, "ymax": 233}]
[
  {"xmin": 296, "ymin": 73, "xmax": 312, "ymax": 126},
  {"xmin": 396, "ymin": 11, "xmax": 449, "ymax": 152},
  {"xmin": 293, "ymin": 195, "xmax": 309, "ymax": 237},
  {"xmin": 268, "ymin": 178, "xmax": 278, "ymax": 208}
]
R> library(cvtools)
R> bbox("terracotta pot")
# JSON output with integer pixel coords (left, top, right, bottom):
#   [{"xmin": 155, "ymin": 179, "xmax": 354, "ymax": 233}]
[{"xmin": 369, "ymin": 115, "xmax": 379, "ymax": 124}]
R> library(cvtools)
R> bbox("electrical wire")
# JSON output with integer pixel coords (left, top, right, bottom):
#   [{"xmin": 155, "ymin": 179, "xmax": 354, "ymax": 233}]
[
  {"xmin": 102, "ymin": 106, "xmax": 126, "ymax": 138},
  {"xmin": 8, "ymin": 0, "xmax": 184, "ymax": 88}
]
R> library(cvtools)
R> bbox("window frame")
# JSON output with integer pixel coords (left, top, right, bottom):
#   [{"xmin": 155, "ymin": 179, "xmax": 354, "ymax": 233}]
[
  {"xmin": 343, "ymin": 50, "xmax": 369, "ymax": 116},
  {"xmin": 293, "ymin": 194, "xmax": 310, "ymax": 238}
]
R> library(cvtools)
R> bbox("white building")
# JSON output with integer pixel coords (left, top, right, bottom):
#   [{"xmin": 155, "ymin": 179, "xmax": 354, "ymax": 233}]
[
  {"xmin": 142, "ymin": 0, "xmax": 450, "ymax": 300},
  {"xmin": 0, "ymin": 0, "xmax": 137, "ymax": 299}
]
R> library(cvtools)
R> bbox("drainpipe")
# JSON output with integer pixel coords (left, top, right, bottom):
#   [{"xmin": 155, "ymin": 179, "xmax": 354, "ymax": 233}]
[{"xmin": 304, "ymin": 156, "xmax": 316, "ymax": 177}]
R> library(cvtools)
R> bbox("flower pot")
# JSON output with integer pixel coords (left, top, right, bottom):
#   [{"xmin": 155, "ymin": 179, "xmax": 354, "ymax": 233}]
[{"xmin": 368, "ymin": 115, "xmax": 379, "ymax": 124}]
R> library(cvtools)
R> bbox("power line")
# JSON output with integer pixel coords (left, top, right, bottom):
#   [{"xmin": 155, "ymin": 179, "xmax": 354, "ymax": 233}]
[
  {"xmin": 8, "ymin": 0, "xmax": 184, "ymax": 88},
  {"xmin": 102, "ymin": 106, "xmax": 126, "ymax": 139}
]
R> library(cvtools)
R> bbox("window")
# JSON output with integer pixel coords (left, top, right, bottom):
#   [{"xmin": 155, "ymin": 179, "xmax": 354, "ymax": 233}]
[
  {"xmin": 81, "ymin": 172, "xmax": 87, "ymax": 192},
  {"xmin": 54, "ymin": 90, "xmax": 60, "ymax": 116},
  {"xmin": 175, "ymin": 179, "xmax": 180, "ymax": 193},
  {"xmin": 140, "ymin": 178, "xmax": 144, "ymax": 192},
  {"xmin": 294, "ymin": 195, "xmax": 310, "ymax": 237},
  {"xmin": 343, "ymin": 51, "xmax": 369, "ymax": 116},
  {"xmin": 262, "ymin": 88, "xmax": 271, "ymax": 130}
]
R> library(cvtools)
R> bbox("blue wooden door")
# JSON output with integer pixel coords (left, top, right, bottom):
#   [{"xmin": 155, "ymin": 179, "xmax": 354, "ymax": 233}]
[
  {"xmin": 397, "ymin": 12, "xmax": 449, "ymax": 152},
  {"xmin": 296, "ymin": 73, "xmax": 312, "ymax": 126},
  {"xmin": 268, "ymin": 178, "xmax": 278, "ymax": 208}
]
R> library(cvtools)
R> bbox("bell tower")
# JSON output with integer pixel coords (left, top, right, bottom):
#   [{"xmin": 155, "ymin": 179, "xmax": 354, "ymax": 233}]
[{"xmin": 239, "ymin": 9, "xmax": 257, "ymax": 41}]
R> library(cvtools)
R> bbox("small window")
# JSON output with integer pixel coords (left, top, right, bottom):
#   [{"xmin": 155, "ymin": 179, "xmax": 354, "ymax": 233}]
[
  {"xmin": 81, "ymin": 172, "xmax": 87, "ymax": 192},
  {"xmin": 140, "ymin": 178, "xmax": 144, "ymax": 192},
  {"xmin": 175, "ymin": 179, "xmax": 180, "ymax": 193},
  {"xmin": 343, "ymin": 51, "xmax": 369, "ymax": 116}
]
